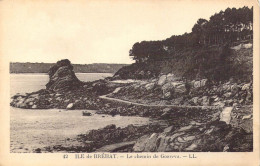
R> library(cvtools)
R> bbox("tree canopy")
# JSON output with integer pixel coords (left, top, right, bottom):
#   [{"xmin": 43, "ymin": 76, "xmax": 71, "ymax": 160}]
[{"xmin": 130, "ymin": 6, "xmax": 253, "ymax": 62}]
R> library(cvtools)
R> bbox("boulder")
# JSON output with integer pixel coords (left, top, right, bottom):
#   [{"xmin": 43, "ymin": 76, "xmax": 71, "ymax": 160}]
[
  {"xmin": 193, "ymin": 81, "xmax": 201, "ymax": 88},
  {"xmin": 163, "ymin": 92, "xmax": 172, "ymax": 99},
  {"xmin": 223, "ymin": 92, "xmax": 232, "ymax": 98},
  {"xmin": 243, "ymin": 43, "xmax": 252, "ymax": 49},
  {"xmin": 158, "ymin": 75, "xmax": 167, "ymax": 86},
  {"xmin": 166, "ymin": 73, "xmax": 175, "ymax": 82},
  {"xmin": 133, "ymin": 133, "xmax": 159, "ymax": 152},
  {"xmin": 25, "ymin": 98, "xmax": 36, "ymax": 104},
  {"xmin": 163, "ymin": 126, "xmax": 174, "ymax": 133},
  {"xmin": 230, "ymin": 83, "xmax": 239, "ymax": 93},
  {"xmin": 201, "ymin": 96, "xmax": 209, "ymax": 106},
  {"xmin": 162, "ymin": 82, "xmax": 174, "ymax": 92},
  {"xmin": 230, "ymin": 106, "xmax": 253, "ymax": 133},
  {"xmin": 193, "ymin": 79, "xmax": 207, "ymax": 88},
  {"xmin": 171, "ymin": 82, "xmax": 183, "ymax": 88},
  {"xmin": 200, "ymin": 79, "xmax": 208, "ymax": 87},
  {"xmin": 145, "ymin": 83, "xmax": 155, "ymax": 91},
  {"xmin": 191, "ymin": 97, "xmax": 199, "ymax": 105},
  {"xmin": 231, "ymin": 44, "xmax": 242, "ymax": 50},
  {"xmin": 174, "ymin": 84, "xmax": 186, "ymax": 94},
  {"xmin": 46, "ymin": 59, "xmax": 83, "ymax": 92},
  {"xmin": 220, "ymin": 107, "xmax": 233, "ymax": 124}
]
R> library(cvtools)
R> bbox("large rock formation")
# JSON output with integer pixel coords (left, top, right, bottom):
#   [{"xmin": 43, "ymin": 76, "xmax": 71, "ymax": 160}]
[
  {"xmin": 10, "ymin": 59, "xmax": 88, "ymax": 109},
  {"xmin": 46, "ymin": 59, "xmax": 83, "ymax": 92}
]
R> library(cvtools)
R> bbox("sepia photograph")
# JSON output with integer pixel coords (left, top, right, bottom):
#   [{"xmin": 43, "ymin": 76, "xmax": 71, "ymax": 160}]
[{"xmin": 0, "ymin": 0, "xmax": 259, "ymax": 165}]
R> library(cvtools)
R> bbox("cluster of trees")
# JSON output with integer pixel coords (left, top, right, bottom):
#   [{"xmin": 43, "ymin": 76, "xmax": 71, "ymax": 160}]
[{"xmin": 130, "ymin": 6, "xmax": 253, "ymax": 62}]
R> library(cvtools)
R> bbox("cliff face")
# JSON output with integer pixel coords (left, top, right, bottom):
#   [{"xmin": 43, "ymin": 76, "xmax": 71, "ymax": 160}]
[
  {"xmin": 46, "ymin": 59, "xmax": 83, "ymax": 92},
  {"xmin": 114, "ymin": 42, "xmax": 253, "ymax": 83}
]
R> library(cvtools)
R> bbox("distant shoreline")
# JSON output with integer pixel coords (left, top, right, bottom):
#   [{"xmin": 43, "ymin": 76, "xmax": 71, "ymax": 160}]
[{"xmin": 10, "ymin": 62, "xmax": 128, "ymax": 74}]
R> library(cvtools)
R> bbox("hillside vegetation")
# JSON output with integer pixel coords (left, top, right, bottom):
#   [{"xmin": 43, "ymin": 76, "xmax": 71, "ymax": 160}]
[{"xmin": 114, "ymin": 6, "xmax": 253, "ymax": 82}]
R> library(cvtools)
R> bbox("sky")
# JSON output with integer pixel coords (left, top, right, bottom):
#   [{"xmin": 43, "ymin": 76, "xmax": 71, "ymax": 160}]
[{"xmin": 1, "ymin": 0, "xmax": 254, "ymax": 64}]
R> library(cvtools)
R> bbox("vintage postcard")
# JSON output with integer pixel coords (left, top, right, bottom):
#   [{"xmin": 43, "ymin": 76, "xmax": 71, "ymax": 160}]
[{"xmin": 0, "ymin": 0, "xmax": 259, "ymax": 165}]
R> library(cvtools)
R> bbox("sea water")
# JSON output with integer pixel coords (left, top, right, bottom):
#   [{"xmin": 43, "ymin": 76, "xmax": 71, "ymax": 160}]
[{"xmin": 10, "ymin": 73, "xmax": 151, "ymax": 153}]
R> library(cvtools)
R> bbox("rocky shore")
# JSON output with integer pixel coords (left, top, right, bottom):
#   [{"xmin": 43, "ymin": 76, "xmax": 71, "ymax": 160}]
[{"xmin": 10, "ymin": 59, "xmax": 253, "ymax": 152}]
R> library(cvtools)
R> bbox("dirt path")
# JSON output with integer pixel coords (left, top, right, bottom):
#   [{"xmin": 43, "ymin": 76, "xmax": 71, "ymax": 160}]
[{"xmin": 99, "ymin": 94, "xmax": 222, "ymax": 109}]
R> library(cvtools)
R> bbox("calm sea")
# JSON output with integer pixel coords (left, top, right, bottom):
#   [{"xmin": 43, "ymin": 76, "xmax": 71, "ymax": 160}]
[{"xmin": 10, "ymin": 73, "xmax": 113, "ymax": 96}]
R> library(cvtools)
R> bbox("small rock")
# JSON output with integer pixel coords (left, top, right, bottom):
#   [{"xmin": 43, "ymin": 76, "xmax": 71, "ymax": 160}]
[
  {"xmin": 201, "ymin": 96, "xmax": 209, "ymax": 106},
  {"xmin": 82, "ymin": 111, "xmax": 92, "ymax": 116},
  {"xmin": 25, "ymin": 98, "xmax": 35, "ymax": 104},
  {"xmin": 242, "ymin": 83, "xmax": 250, "ymax": 91},
  {"xmin": 191, "ymin": 97, "xmax": 199, "ymax": 105},
  {"xmin": 55, "ymin": 93, "xmax": 62, "ymax": 97},
  {"xmin": 163, "ymin": 92, "xmax": 172, "ymax": 99},
  {"xmin": 34, "ymin": 148, "xmax": 41, "ymax": 153},
  {"xmin": 161, "ymin": 108, "xmax": 171, "ymax": 117},
  {"xmin": 163, "ymin": 126, "xmax": 174, "ymax": 133},
  {"xmin": 64, "ymin": 99, "xmax": 70, "ymax": 103},
  {"xmin": 183, "ymin": 136, "xmax": 196, "ymax": 141},
  {"xmin": 66, "ymin": 103, "xmax": 74, "ymax": 110},
  {"xmin": 145, "ymin": 83, "xmax": 155, "ymax": 90},
  {"xmin": 214, "ymin": 97, "xmax": 219, "ymax": 102},
  {"xmin": 185, "ymin": 143, "xmax": 197, "ymax": 151},
  {"xmin": 224, "ymin": 92, "xmax": 232, "ymax": 98},
  {"xmin": 174, "ymin": 84, "xmax": 186, "ymax": 94},
  {"xmin": 104, "ymin": 124, "xmax": 116, "ymax": 129},
  {"xmin": 56, "ymin": 97, "xmax": 62, "ymax": 101},
  {"xmin": 30, "ymin": 94, "xmax": 39, "ymax": 98},
  {"xmin": 223, "ymin": 145, "xmax": 229, "ymax": 152},
  {"xmin": 166, "ymin": 73, "xmax": 175, "ymax": 82},
  {"xmin": 31, "ymin": 105, "xmax": 37, "ymax": 109},
  {"xmin": 193, "ymin": 81, "xmax": 201, "ymax": 88},
  {"xmin": 242, "ymin": 114, "xmax": 253, "ymax": 120},
  {"xmin": 243, "ymin": 43, "xmax": 252, "ymax": 48},
  {"xmin": 239, "ymin": 99, "xmax": 244, "ymax": 104},
  {"xmin": 231, "ymin": 84, "xmax": 239, "ymax": 93},
  {"xmin": 178, "ymin": 125, "xmax": 193, "ymax": 132}
]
